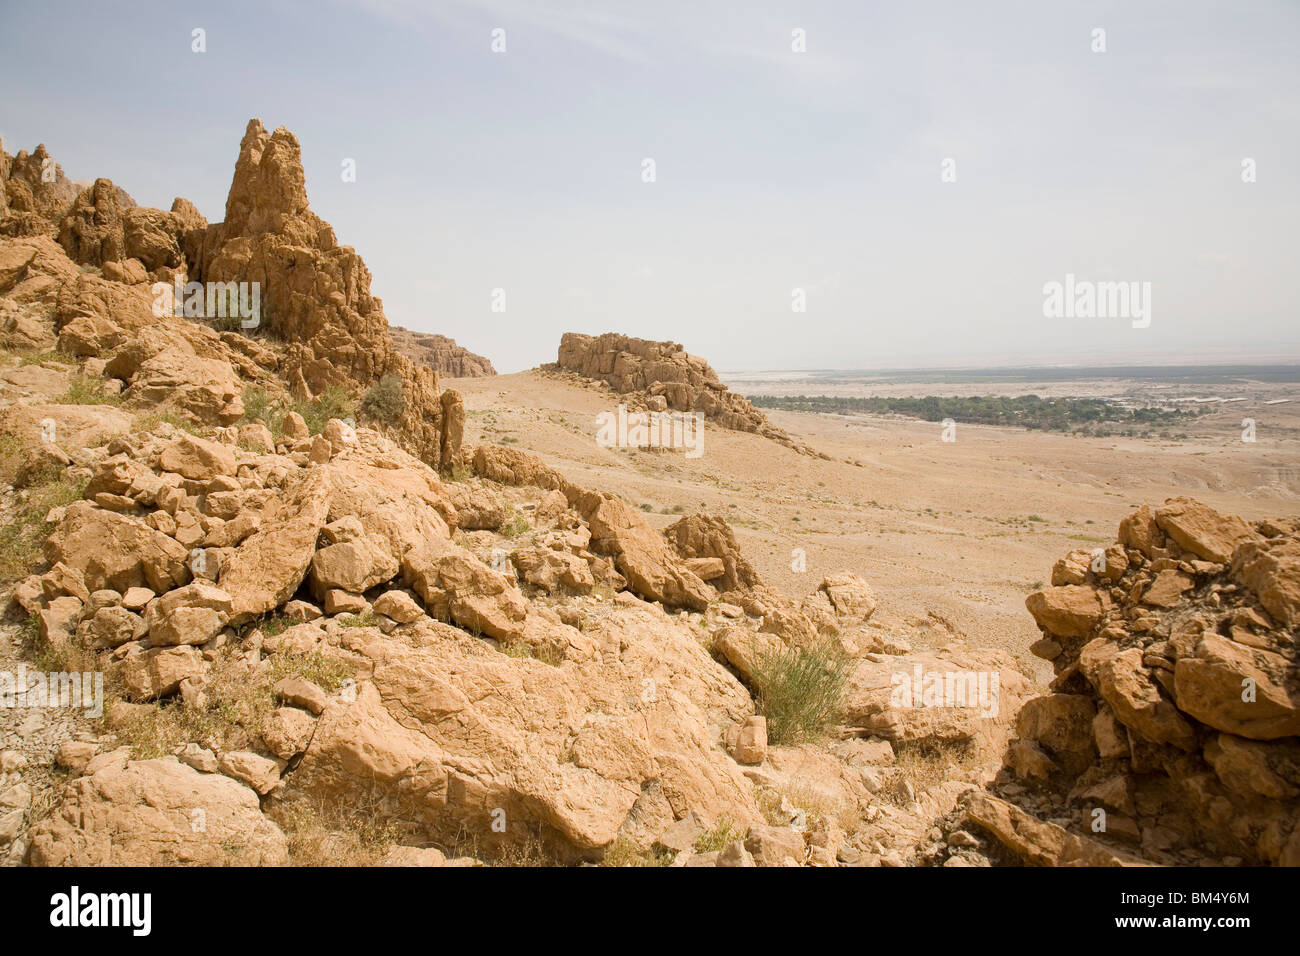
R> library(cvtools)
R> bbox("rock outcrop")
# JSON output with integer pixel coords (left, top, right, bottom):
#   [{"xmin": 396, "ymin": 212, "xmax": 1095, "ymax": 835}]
[
  {"xmin": 390, "ymin": 326, "xmax": 496, "ymax": 378},
  {"xmin": 554, "ymin": 332, "xmax": 820, "ymax": 456},
  {"xmin": 186, "ymin": 120, "xmax": 455, "ymax": 468},
  {"xmin": 1000, "ymin": 497, "xmax": 1300, "ymax": 865}
]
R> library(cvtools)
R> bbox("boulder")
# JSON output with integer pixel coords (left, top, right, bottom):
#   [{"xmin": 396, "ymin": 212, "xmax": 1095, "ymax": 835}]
[
  {"xmin": 45, "ymin": 501, "xmax": 190, "ymax": 593},
  {"xmin": 158, "ymin": 434, "xmax": 238, "ymax": 481},
  {"xmin": 28, "ymin": 755, "xmax": 287, "ymax": 866},
  {"xmin": 142, "ymin": 582, "xmax": 232, "ymax": 646},
  {"xmin": 220, "ymin": 469, "xmax": 330, "ymax": 620},
  {"xmin": 1154, "ymin": 497, "xmax": 1261, "ymax": 564},
  {"xmin": 578, "ymin": 493, "xmax": 712, "ymax": 610},
  {"xmin": 1025, "ymin": 585, "xmax": 1104, "ymax": 639}
]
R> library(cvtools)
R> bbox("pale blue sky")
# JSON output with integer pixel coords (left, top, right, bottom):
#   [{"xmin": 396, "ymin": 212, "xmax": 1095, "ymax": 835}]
[{"xmin": 2, "ymin": 0, "xmax": 1297, "ymax": 373}]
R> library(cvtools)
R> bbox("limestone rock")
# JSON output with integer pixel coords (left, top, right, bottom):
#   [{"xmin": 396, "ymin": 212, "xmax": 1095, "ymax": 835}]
[
  {"xmin": 1155, "ymin": 496, "xmax": 1261, "ymax": 564},
  {"xmin": 28, "ymin": 756, "xmax": 287, "ymax": 866}
]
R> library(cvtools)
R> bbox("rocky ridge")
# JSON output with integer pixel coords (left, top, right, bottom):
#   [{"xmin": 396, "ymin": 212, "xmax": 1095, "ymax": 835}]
[
  {"xmin": 553, "ymin": 331, "xmax": 823, "ymax": 457},
  {"xmin": 390, "ymin": 327, "xmax": 496, "ymax": 378},
  {"xmin": 1, "ymin": 121, "xmax": 1294, "ymax": 868},
  {"xmin": 968, "ymin": 497, "xmax": 1299, "ymax": 866}
]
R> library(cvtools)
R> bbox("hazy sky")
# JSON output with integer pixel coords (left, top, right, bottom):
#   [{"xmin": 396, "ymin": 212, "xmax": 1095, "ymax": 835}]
[{"xmin": 2, "ymin": 0, "xmax": 1297, "ymax": 373}]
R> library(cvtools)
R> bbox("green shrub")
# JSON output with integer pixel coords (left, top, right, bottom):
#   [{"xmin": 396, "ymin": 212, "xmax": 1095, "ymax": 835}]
[
  {"xmin": 0, "ymin": 476, "xmax": 88, "ymax": 585},
  {"xmin": 358, "ymin": 373, "xmax": 406, "ymax": 425},
  {"xmin": 58, "ymin": 373, "xmax": 121, "ymax": 406},
  {"xmin": 293, "ymin": 386, "xmax": 355, "ymax": 436},
  {"xmin": 693, "ymin": 815, "xmax": 741, "ymax": 853},
  {"xmin": 751, "ymin": 640, "xmax": 854, "ymax": 745},
  {"xmin": 241, "ymin": 386, "xmax": 272, "ymax": 424}
]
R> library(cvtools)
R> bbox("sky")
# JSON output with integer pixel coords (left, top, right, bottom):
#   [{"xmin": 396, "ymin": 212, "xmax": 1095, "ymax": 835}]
[{"xmin": 1, "ymin": 0, "xmax": 1297, "ymax": 374}]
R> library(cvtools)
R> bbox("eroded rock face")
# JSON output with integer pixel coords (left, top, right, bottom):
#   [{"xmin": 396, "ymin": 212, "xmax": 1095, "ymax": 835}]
[
  {"xmin": 289, "ymin": 604, "xmax": 760, "ymax": 860},
  {"xmin": 187, "ymin": 120, "xmax": 451, "ymax": 468},
  {"xmin": 391, "ymin": 326, "xmax": 496, "ymax": 377},
  {"xmin": 1011, "ymin": 497, "xmax": 1300, "ymax": 865},
  {"xmin": 554, "ymin": 331, "xmax": 820, "ymax": 456},
  {"xmin": 28, "ymin": 752, "xmax": 288, "ymax": 866}
]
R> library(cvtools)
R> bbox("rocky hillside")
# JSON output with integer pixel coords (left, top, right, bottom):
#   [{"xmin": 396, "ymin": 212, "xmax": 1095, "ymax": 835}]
[
  {"xmin": 390, "ymin": 327, "xmax": 496, "ymax": 378},
  {"xmin": 552, "ymin": 331, "xmax": 822, "ymax": 457},
  {"xmin": 961, "ymin": 498, "xmax": 1299, "ymax": 866},
  {"xmin": 0, "ymin": 121, "xmax": 1294, "ymax": 869}
]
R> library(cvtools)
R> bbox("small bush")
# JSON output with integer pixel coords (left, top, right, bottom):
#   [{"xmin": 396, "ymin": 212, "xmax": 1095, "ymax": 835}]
[
  {"xmin": 358, "ymin": 373, "xmax": 405, "ymax": 425},
  {"xmin": 293, "ymin": 386, "xmax": 354, "ymax": 436},
  {"xmin": 18, "ymin": 349, "xmax": 77, "ymax": 367},
  {"xmin": 751, "ymin": 639, "xmax": 854, "ymax": 745},
  {"xmin": 267, "ymin": 790, "xmax": 402, "ymax": 867},
  {"xmin": 498, "ymin": 639, "xmax": 563, "ymax": 667},
  {"xmin": 132, "ymin": 411, "xmax": 201, "ymax": 436},
  {"xmin": 693, "ymin": 815, "xmax": 741, "ymax": 853},
  {"xmin": 600, "ymin": 837, "xmax": 673, "ymax": 867},
  {"xmin": 58, "ymin": 373, "xmax": 121, "ymax": 406},
  {"xmin": 0, "ymin": 430, "xmax": 24, "ymax": 484},
  {"xmin": 241, "ymin": 386, "xmax": 272, "ymax": 424},
  {"xmin": 499, "ymin": 510, "xmax": 529, "ymax": 538},
  {"xmin": 0, "ymin": 476, "xmax": 88, "ymax": 585}
]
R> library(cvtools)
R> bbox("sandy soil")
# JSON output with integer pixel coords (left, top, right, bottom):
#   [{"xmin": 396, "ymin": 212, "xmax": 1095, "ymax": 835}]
[{"xmin": 453, "ymin": 369, "xmax": 1300, "ymax": 679}]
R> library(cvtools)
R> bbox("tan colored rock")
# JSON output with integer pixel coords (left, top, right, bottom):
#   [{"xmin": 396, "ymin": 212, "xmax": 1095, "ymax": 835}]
[
  {"xmin": 282, "ymin": 410, "xmax": 309, "ymax": 441},
  {"xmin": 311, "ymin": 535, "xmax": 399, "ymax": 596},
  {"xmin": 323, "ymin": 589, "xmax": 368, "ymax": 615},
  {"xmin": 218, "ymin": 751, "xmax": 284, "ymax": 795},
  {"xmin": 238, "ymin": 422, "xmax": 275, "ymax": 453},
  {"xmin": 662, "ymin": 513, "xmax": 761, "ymax": 592},
  {"xmin": 578, "ymin": 492, "xmax": 711, "ymax": 610},
  {"xmin": 381, "ymin": 845, "xmax": 449, "ymax": 866},
  {"xmin": 962, "ymin": 791, "xmax": 1143, "ymax": 866},
  {"xmin": 1025, "ymin": 585, "xmax": 1104, "ymax": 639},
  {"xmin": 843, "ymin": 646, "xmax": 1031, "ymax": 751},
  {"xmin": 1231, "ymin": 536, "xmax": 1300, "ymax": 627},
  {"xmin": 28, "ymin": 755, "xmax": 287, "ymax": 866},
  {"xmin": 817, "ymin": 571, "xmax": 877, "ymax": 627},
  {"xmin": 439, "ymin": 389, "xmax": 465, "ymax": 472},
  {"xmin": 1142, "ymin": 569, "xmax": 1193, "ymax": 607},
  {"xmin": 402, "ymin": 534, "xmax": 528, "ymax": 640},
  {"xmin": 262, "ymin": 707, "xmax": 317, "ymax": 760},
  {"xmin": 683, "ymin": 557, "xmax": 725, "ymax": 581},
  {"xmin": 158, "ymin": 435, "xmax": 238, "ymax": 482},
  {"xmin": 273, "ymin": 676, "xmax": 329, "ymax": 716},
  {"xmin": 45, "ymin": 501, "xmax": 190, "ymax": 594},
  {"xmin": 372, "ymin": 589, "xmax": 424, "ymax": 624},
  {"xmin": 509, "ymin": 545, "xmax": 594, "ymax": 593},
  {"xmin": 1155, "ymin": 497, "xmax": 1261, "ymax": 564},
  {"xmin": 76, "ymin": 605, "xmax": 145, "ymax": 649},
  {"xmin": 119, "ymin": 645, "xmax": 206, "ymax": 699},
  {"xmin": 289, "ymin": 602, "xmax": 758, "ymax": 860},
  {"xmin": 726, "ymin": 716, "xmax": 767, "ymax": 765},
  {"xmin": 556, "ymin": 331, "xmax": 816, "ymax": 455},
  {"xmin": 744, "ymin": 824, "xmax": 805, "ymax": 866},
  {"xmin": 143, "ymin": 581, "xmax": 231, "ymax": 646},
  {"xmin": 390, "ymin": 326, "xmax": 496, "ymax": 377},
  {"xmin": 1173, "ymin": 632, "xmax": 1300, "ymax": 740},
  {"xmin": 1081, "ymin": 643, "xmax": 1196, "ymax": 750},
  {"xmin": 54, "ymin": 740, "xmax": 98, "ymax": 775},
  {"xmin": 713, "ymin": 626, "xmax": 784, "ymax": 684},
  {"xmin": 221, "ymin": 468, "xmax": 330, "ymax": 621},
  {"xmin": 1118, "ymin": 505, "xmax": 1164, "ymax": 558}
]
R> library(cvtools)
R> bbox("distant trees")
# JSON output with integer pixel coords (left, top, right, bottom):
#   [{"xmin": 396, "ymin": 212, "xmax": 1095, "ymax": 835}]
[{"xmin": 748, "ymin": 394, "xmax": 1203, "ymax": 434}]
